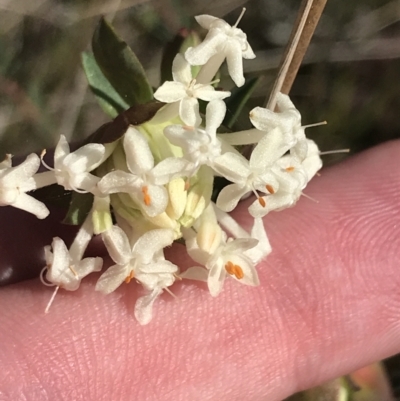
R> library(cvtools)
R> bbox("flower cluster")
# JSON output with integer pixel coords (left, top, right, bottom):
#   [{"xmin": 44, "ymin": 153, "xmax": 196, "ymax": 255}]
[{"xmin": 1, "ymin": 10, "xmax": 323, "ymax": 324}]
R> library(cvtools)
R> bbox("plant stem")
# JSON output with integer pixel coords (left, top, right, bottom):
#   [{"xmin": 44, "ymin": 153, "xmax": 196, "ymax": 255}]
[{"xmin": 266, "ymin": 0, "xmax": 328, "ymax": 110}]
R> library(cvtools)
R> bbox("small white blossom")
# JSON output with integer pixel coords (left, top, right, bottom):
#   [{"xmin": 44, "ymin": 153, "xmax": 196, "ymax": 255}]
[
  {"xmin": 164, "ymin": 99, "xmax": 226, "ymax": 171},
  {"xmin": 0, "ymin": 154, "xmax": 49, "ymax": 219},
  {"xmin": 214, "ymin": 127, "xmax": 289, "ymax": 212},
  {"xmin": 43, "ymin": 237, "xmax": 102, "ymax": 291},
  {"xmin": 43, "ymin": 135, "xmax": 106, "ymax": 193},
  {"xmin": 154, "ymin": 54, "xmax": 230, "ymax": 127},
  {"xmin": 249, "ymin": 93, "xmax": 310, "ymax": 161},
  {"xmin": 41, "ymin": 237, "xmax": 103, "ymax": 313},
  {"xmin": 182, "ymin": 206, "xmax": 259, "ymax": 296},
  {"xmin": 95, "ymin": 225, "xmax": 178, "ymax": 324},
  {"xmin": 248, "ymin": 154, "xmax": 309, "ymax": 218},
  {"xmin": 185, "ymin": 11, "xmax": 255, "ymax": 86},
  {"xmin": 98, "ymin": 126, "xmax": 189, "ymax": 217}
]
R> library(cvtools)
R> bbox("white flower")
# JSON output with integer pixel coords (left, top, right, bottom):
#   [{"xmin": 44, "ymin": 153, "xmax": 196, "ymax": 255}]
[
  {"xmin": 164, "ymin": 99, "xmax": 226, "ymax": 171},
  {"xmin": 43, "ymin": 237, "xmax": 102, "ymax": 291},
  {"xmin": 185, "ymin": 12, "xmax": 255, "ymax": 86},
  {"xmin": 43, "ymin": 135, "xmax": 106, "ymax": 193},
  {"xmin": 248, "ymin": 154, "xmax": 309, "ymax": 218},
  {"xmin": 41, "ymin": 236, "xmax": 103, "ymax": 313},
  {"xmin": 0, "ymin": 153, "xmax": 49, "ymax": 219},
  {"xmin": 95, "ymin": 225, "xmax": 178, "ymax": 325},
  {"xmin": 98, "ymin": 126, "xmax": 189, "ymax": 217},
  {"xmin": 214, "ymin": 127, "xmax": 288, "ymax": 212},
  {"xmin": 181, "ymin": 207, "xmax": 259, "ymax": 296},
  {"xmin": 250, "ymin": 93, "xmax": 308, "ymax": 161},
  {"xmin": 154, "ymin": 54, "xmax": 230, "ymax": 127}
]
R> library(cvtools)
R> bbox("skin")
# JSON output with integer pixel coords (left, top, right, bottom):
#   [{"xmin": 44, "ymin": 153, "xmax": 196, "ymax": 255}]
[{"xmin": 0, "ymin": 140, "xmax": 399, "ymax": 401}]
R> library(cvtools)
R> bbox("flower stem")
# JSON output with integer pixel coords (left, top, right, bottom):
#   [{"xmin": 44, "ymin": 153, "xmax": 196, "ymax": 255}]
[{"xmin": 266, "ymin": 0, "xmax": 328, "ymax": 110}]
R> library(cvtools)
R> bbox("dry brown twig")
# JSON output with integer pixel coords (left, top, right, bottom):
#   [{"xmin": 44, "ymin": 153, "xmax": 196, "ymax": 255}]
[{"xmin": 265, "ymin": 0, "xmax": 328, "ymax": 110}]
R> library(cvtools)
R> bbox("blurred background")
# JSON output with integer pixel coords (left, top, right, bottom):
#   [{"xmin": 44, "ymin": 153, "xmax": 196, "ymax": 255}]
[{"xmin": 1, "ymin": 0, "xmax": 399, "ymax": 399}]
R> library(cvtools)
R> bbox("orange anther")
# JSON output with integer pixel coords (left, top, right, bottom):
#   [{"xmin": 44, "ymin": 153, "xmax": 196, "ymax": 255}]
[
  {"xmin": 225, "ymin": 261, "xmax": 244, "ymax": 280},
  {"xmin": 141, "ymin": 186, "xmax": 151, "ymax": 206},
  {"xmin": 258, "ymin": 197, "xmax": 266, "ymax": 207},
  {"xmin": 285, "ymin": 166, "xmax": 295, "ymax": 172},
  {"xmin": 184, "ymin": 180, "xmax": 190, "ymax": 191},
  {"xmin": 265, "ymin": 184, "xmax": 275, "ymax": 194},
  {"xmin": 125, "ymin": 270, "xmax": 134, "ymax": 284}
]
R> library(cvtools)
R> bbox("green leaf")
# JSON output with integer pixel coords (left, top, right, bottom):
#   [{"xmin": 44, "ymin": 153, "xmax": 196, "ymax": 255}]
[
  {"xmin": 81, "ymin": 51, "xmax": 129, "ymax": 118},
  {"xmin": 63, "ymin": 192, "xmax": 94, "ymax": 225},
  {"xmin": 86, "ymin": 101, "xmax": 165, "ymax": 144},
  {"xmin": 223, "ymin": 76, "xmax": 263, "ymax": 130},
  {"xmin": 92, "ymin": 17, "xmax": 153, "ymax": 106}
]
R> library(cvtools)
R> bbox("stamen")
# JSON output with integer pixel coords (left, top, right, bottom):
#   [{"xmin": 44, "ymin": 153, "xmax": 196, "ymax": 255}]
[
  {"xmin": 164, "ymin": 287, "xmax": 178, "ymax": 299},
  {"xmin": 184, "ymin": 179, "xmax": 190, "ymax": 191},
  {"xmin": 251, "ymin": 185, "xmax": 266, "ymax": 208},
  {"xmin": 40, "ymin": 267, "xmax": 56, "ymax": 287},
  {"xmin": 45, "ymin": 285, "xmax": 60, "ymax": 314},
  {"xmin": 125, "ymin": 270, "xmax": 134, "ymax": 284},
  {"xmin": 69, "ymin": 264, "xmax": 78, "ymax": 277},
  {"xmin": 141, "ymin": 186, "xmax": 151, "ymax": 206},
  {"xmin": 225, "ymin": 261, "xmax": 244, "ymax": 280},
  {"xmin": 265, "ymin": 184, "xmax": 275, "ymax": 194},
  {"xmin": 301, "ymin": 192, "xmax": 319, "ymax": 203},
  {"xmin": 40, "ymin": 149, "xmax": 54, "ymax": 171},
  {"xmin": 319, "ymin": 149, "xmax": 350, "ymax": 155},
  {"xmin": 234, "ymin": 7, "xmax": 246, "ymax": 28},
  {"xmin": 285, "ymin": 166, "xmax": 295, "ymax": 172},
  {"xmin": 302, "ymin": 121, "xmax": 327, "ymax": 129},
  {"xmin": 173, "ymin": 273, "xmax": 183, "ymax": 281}
]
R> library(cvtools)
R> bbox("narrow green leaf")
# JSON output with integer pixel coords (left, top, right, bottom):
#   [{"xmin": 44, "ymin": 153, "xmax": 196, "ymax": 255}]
[
  {"xmin": 62, "ymin": 192, "xmax": 94, "ymax": 225},
  {"xmin": 223, "ymin": 76, "xmax": 263, "ymax": 130},
  {"xmin": 92, "ymin": 18, "xmax": 153, "ymax": 106},
  {"xmin": 82, "ymin": 51, "xmax": 129, "ymax": 118}
]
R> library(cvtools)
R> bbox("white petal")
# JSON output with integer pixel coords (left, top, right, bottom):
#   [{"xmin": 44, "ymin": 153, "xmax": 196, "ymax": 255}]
[
  {"xmin": 180, "ymin": 266, "xmax": 209, "ymax": 281},
  {"xmin": 102, "ymin": 225, "xmax": 132, "ymax": 265},
  {"xmin": 10, "ymin": 193, "xmax": 50, "ymax": 219},
  {"xmin": 205, "ymin": 99, "xmax": 226, "ymax": 135},
  {"xmin": 150, "ymin": 157, "xmax": 189, "ymax": 185},
  {"xmin": 46, "ymin": 237, "xmax": 76, "ymax": 288},
  {"xmin": 98, "ymin": 170, "xmax": 138, "ymax": 195},
  {"xmin": 134, "ymin": 288, "xmax": 163, "ymax": 325},
  {"xmin": 63, "ymin": 143, "xmax": 105, "ymax": 173},
  {"xmin": 225, "ymin": 40, "xmax": 245, "ymax": 87},
  {"xmin": 75, "ymin": 257, "xmax": 103, "ymax": 278},
  {"xmin": 95, "ymin": 263, "xmax": 129, "ymax": 294},
  {"xmin": 171, "ymin": 53, "xmax": 192, "ymax": 84},
  {"xmin": 249, "ymin": 127, "xmax": 286, "ymax": 170},
  {"xmin": 1, "ymin": 154, "xmax": 40, "ymax": 186},
  {"xmin": 69, "ymin": 172, "xmax": 100, "ymax": 192},
  {"xmin": 185, "ymin": 32, "xmax": 225, "ymax": 66},
  {"xmin": 245, "ymin": 218, "xmax": 271, "ymax": 264},
  {"xmin": 249, "ymin": 193, "xmax": 296, "ymax": 218},
  {"xmin": 133, "ymin": 228, "xmax": 174, "ymax": 263},
  {"xmin": 213, "ymin": 152, "xmax": 249, "ymax": 183},
  {"xmin": 136, "ymin": 184, "xmax": 168, "ymax": 217},
  {"xmin": 54, "ymin": 135, "xmax": 70, "ymax": 164},
  {"xmin": 194, "ymin": 85, "xmax": 230, "ymax": 101},
  {"xmin": 123, "ymin": 126, "xmax": 154, "ymax": 174},
  {"xmin": 228, "ymin": 254, "xmax": 259, "ymax": 286},
  {"xmin": 194, "ymin": 15, "xmax": 219, "ymax": 30},
  {"xmin": 207, "ymin": 263, "xmax": 226, "ymax": 297},
  {"xmin": 180, "ymin": 97, "xmax": 201, "ymax": 127},
  {"xmin": 154, "ymin": 82, "xmax": 186, "ymax": 103},
  {"xmin": 216, "ymin": 184, "xmax": 249, "ymax": 212}
]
